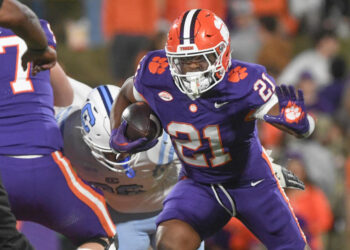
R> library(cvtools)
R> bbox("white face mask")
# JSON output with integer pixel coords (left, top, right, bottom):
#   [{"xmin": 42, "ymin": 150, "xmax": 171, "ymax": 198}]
[
  {"xmin": 167, "ymin": 41, "xmax": 230, "ymax": 99},
  {"xmin": 184, "ymin": 71, "xmax": 211, "ymax": 96}
]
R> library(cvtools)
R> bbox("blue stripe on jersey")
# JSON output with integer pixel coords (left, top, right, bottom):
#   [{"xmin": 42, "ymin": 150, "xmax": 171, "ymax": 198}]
[
  {"xmin": 97, "ymin": 86, "xmax": 113, "ymax": 116},
  {"xmin": 157, "ymin": 132, "xmax": 170, "ymax": 165},
  {"xmin": 55, "ymin": 106, "xmax": 72, "ymax": 136},
  {"xmin": 168, "ymin": 143, "xmax": 175, "ymax": 163}
]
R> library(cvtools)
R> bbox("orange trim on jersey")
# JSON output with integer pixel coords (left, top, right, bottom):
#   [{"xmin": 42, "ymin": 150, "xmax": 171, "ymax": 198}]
[
  {"xmin": 244, "ymin": 109, "xmax": 256, "ymax": 122},
  {"xmin": 261, "ymin": 151, "xmax": 307, "ymax": 243},
  {"xmin": 180, "ymin": 176, "xmax": 188, "ymax": 181},
  {"xmin": 52, "ymin": 151, "xmax": 116, "ymax": 237},
  {"xmin": 16, "ymin": 221, "xmax": 23, "ymax": 230}
]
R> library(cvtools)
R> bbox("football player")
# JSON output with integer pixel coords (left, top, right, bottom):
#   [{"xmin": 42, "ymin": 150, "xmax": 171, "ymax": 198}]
[
  {"xmin": 109, "ymin": 9, "xmax": 315, "ymax": 250},
  {"xmin": 56, "ymin": 81, "xmax": 303, "ymax": 250},
  {"xmin": 0, "ymin": 17, "xmax": 117, "ymax": 249},
  {"xmin": 0, "ymin": 1, "xmax": 53, "ymax": 248},
  {"xmin": 56, "ymin": 83, "xmax": 204, "ymax": 250}
]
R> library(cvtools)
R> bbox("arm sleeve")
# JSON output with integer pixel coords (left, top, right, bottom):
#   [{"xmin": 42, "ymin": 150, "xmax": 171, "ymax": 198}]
[
  {"xmin": 133, "ymin": 52, "xmax": 158, "ymax": 107},
  {"xmin": 39, "ymin": 19, "xmax": 56, "ymax": 49},
  {"xmin": 133, "ymin": 85, "xmax": 146, "ymax": 102},
  {"xmin": 68, "ymin": 77, "xmax": 93, "ymax": 107},
  {"xmin": 133, "ymin": 55, "xmax": 149, "ymax": 97},
  {"xmin": 253, "ymin": 93, "xmax": 278, "ymax": 120}
]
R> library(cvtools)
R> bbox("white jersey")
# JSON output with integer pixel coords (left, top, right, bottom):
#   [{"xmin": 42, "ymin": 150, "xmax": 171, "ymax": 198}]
[
  {"xmin": 68, "ymin": 77, "xmax": 93, "ymax": 107},
  {"xmin": 56, "ymin": 106, "xmax": 180, "ymax": 214}
]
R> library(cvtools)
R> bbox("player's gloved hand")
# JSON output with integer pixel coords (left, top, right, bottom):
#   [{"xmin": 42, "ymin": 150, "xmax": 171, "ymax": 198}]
[
  {"xmin": 263, "ymin": 85, "xmax": 309, "ymax": 137},
  {"xmin": 109, "ymin": 120, "xmax": 158, "ymax": 154},
  {"xmin": 272, "ymin": 163, "xmax": 305, "ymax": 190}
]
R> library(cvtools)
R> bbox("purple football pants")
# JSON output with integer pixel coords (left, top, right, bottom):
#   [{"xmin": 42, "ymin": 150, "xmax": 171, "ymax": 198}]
[
  {"xmin": 0, "ymin": 151, "xmax": 115, "ymax": 245},
  {"xmin": 156, "ymin": 155, "xmax": 307, "ymax": 249}
]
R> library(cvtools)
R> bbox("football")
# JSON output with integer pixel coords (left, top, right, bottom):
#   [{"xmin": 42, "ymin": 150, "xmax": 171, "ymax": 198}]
[{"xmin": 122, "ymin": 102, "xmax": 162, "ymax": 141}]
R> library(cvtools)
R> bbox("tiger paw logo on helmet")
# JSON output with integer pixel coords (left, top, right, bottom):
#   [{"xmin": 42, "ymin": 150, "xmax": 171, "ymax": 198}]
[
  {"xmin": 148, "ymin": 56, "xmax": 168, "ymax": 75},
  {"xmin": 228, "ymin": 66, "xmax": 248, "ymax": 83},
  {"xmin": 283, "ymin": 101, "xmax": 305, "ymax": 123}
]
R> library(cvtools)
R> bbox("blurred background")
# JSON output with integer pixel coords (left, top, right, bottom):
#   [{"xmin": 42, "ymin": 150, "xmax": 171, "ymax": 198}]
[{"xmin": 16, "ymin": 0, "xmax": 350, "ymax": 249}]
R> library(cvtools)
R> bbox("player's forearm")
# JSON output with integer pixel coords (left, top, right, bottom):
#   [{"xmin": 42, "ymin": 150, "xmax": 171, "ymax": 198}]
[
  {"xmin": 0, "ymin": 0, "xmax": 47, "ymax": 50},
  {"xmin": 50, "ymin": 63, "xmax": 73, "ymax": 107},
  {"xmin": 110, "ymin": 99, "xmax": 127, "ymax": 130},
  {"xmin": 110, "ymin": 77, "xmax": 136, "ymax": 130}
]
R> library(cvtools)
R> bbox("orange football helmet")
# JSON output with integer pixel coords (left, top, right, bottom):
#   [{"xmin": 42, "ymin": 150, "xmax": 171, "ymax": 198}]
[{"xmin": 166, "ymin": 9, "xmax": 231, "ymax": 98}]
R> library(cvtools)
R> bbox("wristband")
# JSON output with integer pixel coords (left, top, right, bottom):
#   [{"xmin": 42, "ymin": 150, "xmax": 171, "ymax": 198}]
[{"xmin": 302, "ymin": 114, "xmax": 315, "ymax": 138}]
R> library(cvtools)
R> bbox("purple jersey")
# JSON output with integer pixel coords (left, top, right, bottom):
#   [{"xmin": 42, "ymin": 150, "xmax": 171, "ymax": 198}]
[
  {"xmin": 0, "ymin": 20, "xmax": 62, "ymax": 155},
  {"xmin": 134, "ymin": 50, "xmax": 276, "ymax": 184}
]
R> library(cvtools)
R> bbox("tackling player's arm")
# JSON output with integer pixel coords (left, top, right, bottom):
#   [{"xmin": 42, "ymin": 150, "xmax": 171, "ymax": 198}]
[
  {"xmin": 0, "ymin": 0, "xmax": 47, "ymax": 50},
  {"xmin": 252, "ymin": 85, "xmax": 315, "ymax": 138},
  {"xmin": 0, "ymin": 0, "xmax": 56, "ymax": 74},
  {"xmin": 50, "ymin": 63, "xmax": 73, "ymax": 107}
]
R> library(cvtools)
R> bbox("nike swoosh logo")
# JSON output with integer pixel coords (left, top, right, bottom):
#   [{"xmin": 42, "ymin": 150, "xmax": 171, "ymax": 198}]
[
  {"xmin": 214, "ymin": 101, "xmax": 229, "ymax": 108},
  {"xmin": 251, "ymin": 179, "xmax": 264, "ymax": 187}
]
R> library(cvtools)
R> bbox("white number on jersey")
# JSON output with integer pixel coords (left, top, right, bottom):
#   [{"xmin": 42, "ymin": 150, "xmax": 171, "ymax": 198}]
[
  {"xmin": 253, "ymin": 73, "xmax": 275, "ymax": 102},
  {"xmin": 167, "ymin": 122, "xmax": 231, "ymax": 167},
  {"xmin": 0, "ymin": 36, "xmax": 33, "ymax": 94}
]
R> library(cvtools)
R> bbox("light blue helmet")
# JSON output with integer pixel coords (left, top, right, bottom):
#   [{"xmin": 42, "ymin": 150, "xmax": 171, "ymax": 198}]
[{"xmin": 81, "ymin": 85, "xmax": 139, "ymax": 173}]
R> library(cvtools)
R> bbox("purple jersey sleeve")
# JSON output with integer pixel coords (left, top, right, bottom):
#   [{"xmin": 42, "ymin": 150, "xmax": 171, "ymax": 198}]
[
  {"xmin": 39, "ymin": 19, "xmax": 57, "ymax": 49},
  {"xmin": 133, "ymin": 55, "xmax": 149, "ymax": 97},
  {"xmin": 228, "ymin": 61, "xmax": 276, "ymax": 112},
  {"xmin": 246, "ymin": 65, "xmax": 276, "ymax": 110},
  {"xmin": 133, "ymin": 50, "xmax": 171, "ymax": 115},
  {"xmin": 133, "ymin": 52, "xmax": 155, "ymax": 97}
]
